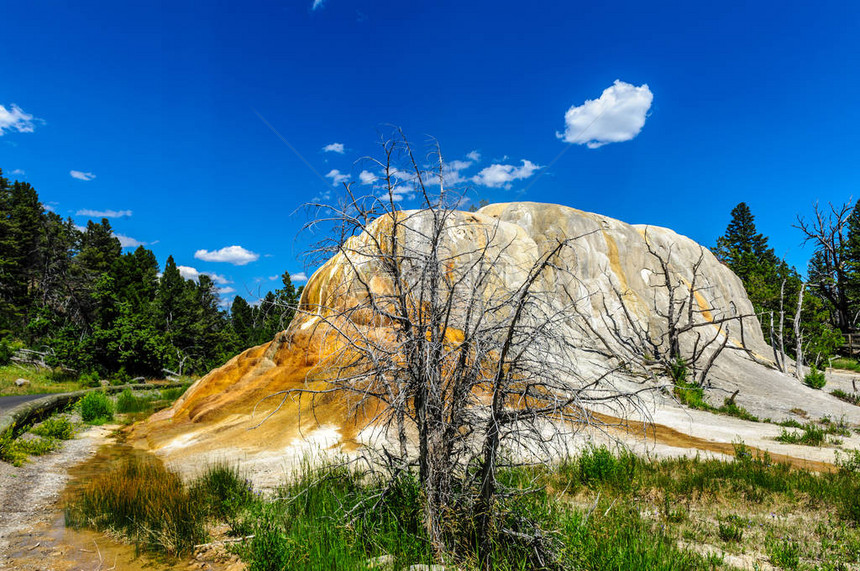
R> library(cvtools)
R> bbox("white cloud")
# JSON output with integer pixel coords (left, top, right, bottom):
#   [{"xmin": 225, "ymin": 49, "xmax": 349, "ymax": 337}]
[
  {"xmin": 194, "ymin": 245, "xmax": 260, "ymax": 265},
  {"xmin": 312, "ymin": 0, "xmax": 325, "ymax": 9},
  {"xmin": 471, "ymin": 160, "xmax": 541, "ymax": 189},
  {"xmin": 217, "ymin": 286, "xmax": 236, "ymax": 295},
  {"xmin": 358, "ymin": 170, "xmax": 378, "ymax": 185},
  {"xmin": 10, "ymin": 168, "xmax": 25, "ymax": 176},
  {"xmin": 43, "ymin": 204, "xmax": 55, "ymax": 212},
  {"xmin": 325, "ymin": 169, "xmax": 349, "ymax": 186},
  {"xmin": 206, "ymin": 273, "xmax": 231, "ymax": 285},
  {"xmin": 70, "ymin": 170, "xmax": 96, "ymax": 181},
  {"xmin": 177, "ymin": 265, "xmax": 233, "ymax": 284},
  {"xmin": 0, "ymin": 104, "xmax": 36, "ymax": 136},
  {"xmin": 114, "ymin": 233, "xmax": 146, "ymax": 248},
  {"xmin": 290, "ymin": 272, "xmax": 308, "ymax": 283},
  {"xmin": 178, "ymin": 265, "xmax": 201, "ymax": 281},
  {"xmin": 467, "ymin": 150, "xmax": 481, "ymax": 162},
  {"xmin": 76, "ymin": 208, "xmax": 132, "ymax": 218},
  {"xmin": 557, "ymin": 80, "xmax": 653, "ymax": 148},
  {"xmin": 323, "ymin": 142, "xmax": 345, "ymax": 154}
]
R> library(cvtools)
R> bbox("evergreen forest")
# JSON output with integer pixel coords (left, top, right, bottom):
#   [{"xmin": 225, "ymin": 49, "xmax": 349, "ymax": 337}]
[{"xmin": 0, "ymin": 168, "xmax": 301, "ymax": 379}]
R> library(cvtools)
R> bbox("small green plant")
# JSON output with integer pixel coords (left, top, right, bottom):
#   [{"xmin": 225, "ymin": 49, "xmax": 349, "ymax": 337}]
[
  {"xmin": 79, "ymin": 391, "xmax": 113, "ymax": 423},
  {"xmin": 767, "ymin": 536, "xmax": 801, "ymax": 569},
  {"xmin": 31, "ymin": 416, "xmax": 75, "ymax": 440},
  {"xmin": 776, "ymin": 423, "xmax": 827, "ymax": 446},
  {"xmin": 803, "ymin": 366, "xmax": 826, "ymax": 389},
  {"xmin": 831, "ymin": 388, "xmax": 860, "ymax": 406},
  {"xmin": 719, "ymin": 397, "xmax": 759, "ymax": 421},
  {"xmin": 717, "ymin": 515, "xmax": 744, "ymax": 542},
  {"xmin": 669, "ymin": 357, "xmax": 688, "ymax": 383}
]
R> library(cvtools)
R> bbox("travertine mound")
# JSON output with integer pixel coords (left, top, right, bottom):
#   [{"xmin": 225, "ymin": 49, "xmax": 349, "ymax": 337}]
[{"xmin": 135, "ymin": 203, "xmax": 860, "ymax": 476}]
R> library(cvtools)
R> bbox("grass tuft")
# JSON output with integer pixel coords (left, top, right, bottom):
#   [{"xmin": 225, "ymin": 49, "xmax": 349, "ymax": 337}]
[
  {"xmin": 65, "ymin": 457, "xmax": 207, "ymax": 556},
  {"xmin": 79, "ymin": 391, "xmax": 113, "ymax": 423}
]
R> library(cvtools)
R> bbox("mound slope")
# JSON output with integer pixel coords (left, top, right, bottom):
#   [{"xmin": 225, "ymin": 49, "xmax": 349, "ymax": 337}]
[{"xmin": 134, "ymin": 203, "xmax": 860, "ymax": 478}]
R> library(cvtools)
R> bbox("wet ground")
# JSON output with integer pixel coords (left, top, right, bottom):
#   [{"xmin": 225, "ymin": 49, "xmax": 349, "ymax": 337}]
[{"xmin": 1, "ymin": 425, "xmax": 244, "ymax": 571}]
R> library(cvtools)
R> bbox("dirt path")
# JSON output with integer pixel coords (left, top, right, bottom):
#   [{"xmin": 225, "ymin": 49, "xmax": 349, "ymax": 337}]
[{"xmin": 0, "ymin": 424, "xmax": 116, "ymax": 568}]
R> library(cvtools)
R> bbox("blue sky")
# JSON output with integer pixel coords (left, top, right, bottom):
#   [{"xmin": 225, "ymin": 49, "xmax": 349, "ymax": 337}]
[{"xmin": 2, "ymin": 1, "xmax": 858, "ymax": 305}]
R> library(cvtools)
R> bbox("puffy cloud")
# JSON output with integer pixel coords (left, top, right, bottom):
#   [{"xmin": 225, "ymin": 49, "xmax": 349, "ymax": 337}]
[
  {"xmin": 471, "ymin": 160, "xmax": 541, "ymax": 189},
  {"xmin": 194, "ymin": 245, "xmax": 260, "ymax": 265},
  {"xmin": 557, "ymin": 80, "xmax": 653, "ymax": 148},
  {"xmin": 290, "ymin": 272, "xmax": 308, "ymax": 283},
  {"xmin": 217, "ymin": 286, "xmax": 236, "ymax": 295},
  {"xmin": 177, "ymin": 265, "xmax": 233, "ymax": 284},
  {"xmin": 466, "ymin": 150, "xmax": 481, "ymax": 162},
  {"xmin": 177, "ymin": 265, "xmax": 201, "ymax": 281},
  {"xmin": 323, "ymin": 142, "xmax": 345, "ymax": 154},
  {"xmin": 10, "ymin": 169, "xmax": 25, "ymax": 176},
  {"xmin": 358, "ymin": 170, "xmax": 378, "ymax": 185},
  {"xmin": 0, "ymin": 104, "xmax": 36, "ymax": 135},
  {"xmin": 77, "ymin": 208, "xmax": 132, "ymax": 218},
  {"xmin": 312, "ymin": 0, "xmax": 325, "ymax": 9},
  {"xmin": 70, "ymin": 170, "xmax": 96, "ymax": 181},
  {"xmin": 325, "ymin": 169, "xmax": 349, "ymax": 186},
  {"xmin": 113, "ymin": 233, "xmax": 146, "ymax": 248}
]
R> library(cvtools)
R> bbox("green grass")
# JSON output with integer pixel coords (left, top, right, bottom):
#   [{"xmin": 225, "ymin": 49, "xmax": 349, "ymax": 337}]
[
  {"xmin": 65, "ymin": 457, "xmax": 207, "ymax": 556},
  {"xmin": 831, "ymin": 358, "xmax": 860, "ymax": 373},
  {"xmin": 0, "ymin": 364, "xmax": 83, "ymax": 395},
  {"xmin": 79, "ymin": 391, "xmax": 113, "ymax": 423},
  {"xmin": 832, "ymin": 388, "xmax": 860, "ymax": 406},
  {"xmin": 65, "ymin": 444, "xmax": 860, "ymax": 569}
]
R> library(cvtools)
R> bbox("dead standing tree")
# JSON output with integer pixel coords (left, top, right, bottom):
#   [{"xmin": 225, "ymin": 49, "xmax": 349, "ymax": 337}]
[
  {"xmin": 590, "ymin": 229, "xmax": 754, "ymax": 390},
  {"xmin": 262, "ymin": 133, "xmax": 653, "ymax": 566}
]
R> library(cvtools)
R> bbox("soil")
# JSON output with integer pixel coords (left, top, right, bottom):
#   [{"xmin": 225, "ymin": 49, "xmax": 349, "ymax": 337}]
[{"xmin": 0, "ymin": 423, "xmax": 245, "ymax": 571}]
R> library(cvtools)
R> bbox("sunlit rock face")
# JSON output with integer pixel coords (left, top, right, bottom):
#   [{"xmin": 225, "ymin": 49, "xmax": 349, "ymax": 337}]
[{"xmin": 135, "ymin": 202, "xmax": 781, "ymax": 471}]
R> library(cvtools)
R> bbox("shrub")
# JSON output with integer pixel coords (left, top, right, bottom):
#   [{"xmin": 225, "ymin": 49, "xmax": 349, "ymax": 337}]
[
  {"xmin": 0, "ymin": 338, "xmax": 13, "ymax": 366},
  {"xmin": 803, "ymin": 366, "xmax": 826, "ymax": 390},
  {"xmin": 79, "ymin": 391, "xmax": 113, "ymax": 423},
  {"xmin": 31, "ymin": 416, "xmax": 75, "ymax": 440},
  {"xmin": 77, "ymin": 372, "xmax": 100, "ymax": 388}
]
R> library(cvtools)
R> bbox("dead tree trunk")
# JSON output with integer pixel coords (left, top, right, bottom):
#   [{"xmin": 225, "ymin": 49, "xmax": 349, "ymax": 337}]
[{"xmin": 794, "ymin": 283, "xmax": 806, "ymax": 380}]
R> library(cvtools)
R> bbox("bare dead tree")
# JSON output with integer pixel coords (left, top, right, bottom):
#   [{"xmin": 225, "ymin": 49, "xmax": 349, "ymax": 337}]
[
  {"xmin": 795, "ymin": 201, "xmax": 853, "ymax": 332},
  {"xmin": 258, "ymin": 131, "xmax": 653, "ymax": 567},
  {"xmin": 592, "ymin": 229, "xmax": 754, "ymax": 390},
  {"xmin": 794, "ymin": 283, "xmax": 806, "ymax": 380}
]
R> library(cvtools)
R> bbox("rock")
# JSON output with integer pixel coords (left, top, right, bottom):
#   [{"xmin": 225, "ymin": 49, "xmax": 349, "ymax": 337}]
[
  {"xmin": 406, "ymin": 565, "xmax": 447, "ymax": 571},
  {"xmin": 136, "ymin": 202, "xmax": 860, "ymax": 469},
  {"xmin": 366, "ymin": 554, "xmax": 394, "ymax": 569},
  {"xmin": 14, "ymin": 378, "xmax": 29, "ymax": 387}
]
